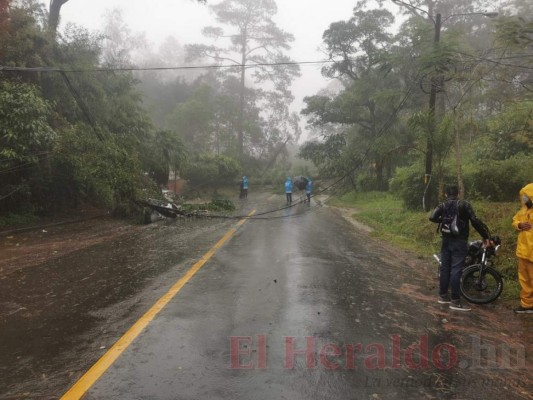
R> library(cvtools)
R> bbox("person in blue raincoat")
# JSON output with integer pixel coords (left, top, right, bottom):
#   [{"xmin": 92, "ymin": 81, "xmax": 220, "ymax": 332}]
[
  {"xmin": 305, "ymin": 178, "xmax": 313, "ymax": 206},
  {"xmin": 284, "ymin": 177, "xmax": 293, "ymax": 205},
  {"xmin": 241, "ymin": 176, "xmax": 249, "ymax": 199}
]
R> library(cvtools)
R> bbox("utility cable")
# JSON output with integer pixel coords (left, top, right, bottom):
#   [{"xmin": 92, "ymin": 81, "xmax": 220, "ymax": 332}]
[{"xmin": 0, "ymin": 60, "xmax": 336, "ymax": 74}]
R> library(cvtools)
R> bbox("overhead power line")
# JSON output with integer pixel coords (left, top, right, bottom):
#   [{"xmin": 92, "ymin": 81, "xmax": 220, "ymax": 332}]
[
  {"xmin": 0, "ymin": 60, "xmax": 336, "ymax": 74},
  {"xmin": 3, "ymin": 52, "xmax": 527, "ymax": 75}
]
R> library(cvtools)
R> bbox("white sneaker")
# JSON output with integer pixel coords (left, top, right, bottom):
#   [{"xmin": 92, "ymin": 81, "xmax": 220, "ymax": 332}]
[{"xmin": 449, "ymin": 301, "xmax": 471, "ymax": 311}]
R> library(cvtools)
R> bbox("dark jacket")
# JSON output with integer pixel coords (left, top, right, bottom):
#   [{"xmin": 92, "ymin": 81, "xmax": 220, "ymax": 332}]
[{"xmin": 429, "ymin": 197, "xmax": 490, "ymax": 240}]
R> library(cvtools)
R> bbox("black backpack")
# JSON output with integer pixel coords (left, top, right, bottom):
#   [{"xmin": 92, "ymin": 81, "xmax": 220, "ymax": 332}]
[{"xmin": 440, "ymin": 200, "xmax": 464, "ymax": 236}]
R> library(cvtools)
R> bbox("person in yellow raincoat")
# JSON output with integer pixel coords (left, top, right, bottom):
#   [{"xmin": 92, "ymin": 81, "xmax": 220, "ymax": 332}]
[{"xmin": 511, "ymin": 183, "xmax": 533, "ymax": 314}]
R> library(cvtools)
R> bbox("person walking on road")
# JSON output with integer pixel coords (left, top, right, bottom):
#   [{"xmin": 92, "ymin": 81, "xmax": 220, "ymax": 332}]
[
  {"xmin": 305, "ymin": 178, "xmax": 313, "ymax": 206},
  {"xmin": 285, "ymin": 177, "xmax": 293, "ymax": 205},
  {"xmin": 511, "ymin": 183, "xmax": 533, "ymax": 314},
  {"xmin": 429, "ymin": 185, "xmax": 491, "ymax": 312},
  {"xmin": 241, "ymin": 176, "xmax": 249, "ymax": 199}
]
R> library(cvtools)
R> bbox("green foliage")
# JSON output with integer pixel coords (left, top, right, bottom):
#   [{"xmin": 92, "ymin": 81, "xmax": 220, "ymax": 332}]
[
  {"xmin": 482, "ymin": 101, "xmax": 533, "ymax": 160},
  {"xmin": 0, "ymin": 80, "xmax": 56, "ymax": 212},
  {"xmin": 0, "ymin": 80, "xmax": 55, "ymax": 166},
  {"xmin": 141, "ymin": 129, "xmax": 188, "ymax": 187},
  {"xmin": 298, "ymin": 133, "xmax": 346, "ymax": 176},
  {"xmin": 0, "ymin": 2, "xmax": 164, "ymax": 218},
  {"xmin": 51, "ymin": 125, "xmax": 155, "ymax": 213},
  {"xmin": 165, "ymin": 84, "xmax": 215, "ymax": 153},
  {"xmin": 356, "ymin": 173, "xmax": 380, "ymax": 192},
  {"xmin": 3, "ymin": 0, "xmax": 533, "ymax": 229},
  {"xmin": 0, "ymin": 212, "xmax": 40, "ymax": 228},
  {"xmin": 389, "ymin": 162, "xmax": 445, "ymax": 210},
  {"xmin": 301, "ymin": 5, "xmax": 413, "ymax": 190},
  {"xmin": 464, "ymin": 155, "xmax": 533, "ymax": 201},
  {"xmin": 183, "ymin": 153, "xmax": 241, "ymax": 186},
  {"xmin": 0, "ymin": 0, "xmax": 49, "ymax": 67},
  {"xmin": 495, "ymin": 15, "xmax": 533, "ymax": 50},
  {"xmin": 321, "ymin": 8, "xmax": 395, "ymax": 80},
  {"xmin": 254, "ymin": 165, "xmax": 287, "ymax": 186},
  {"xmin": 209, "ymin": 198, "xmax": 235, "ymax": 211},
  {"xmin": 181, "ymin": 198, "xmax": 235, "ymax": 212}
]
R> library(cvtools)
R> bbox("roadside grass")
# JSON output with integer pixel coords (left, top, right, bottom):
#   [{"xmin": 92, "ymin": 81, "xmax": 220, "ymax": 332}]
[
  {"xmin": 0, "ymin": 212, "xmax": 40, "ymax": 229},
  {"xmin": 182, "ymin": 198, "xmax": 236, "ymax": 213},
  {"xmin": 329, "ymin": 191, "xmax": 522, "ymax": 301}
]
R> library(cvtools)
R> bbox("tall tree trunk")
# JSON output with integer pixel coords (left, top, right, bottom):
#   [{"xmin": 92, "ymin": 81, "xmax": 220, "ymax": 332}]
[
  {"xmin": 454, "ymin": 123, "xmax": 465, "ymax": 199},
  {"xmin": 0, "ymin": 0, "xmax": 9, "ymax": 50},
  {"xmin": 237, "ymin": 27, "xmax": 247, "ymax": 160},
  {"xmin": 423, "ymin": 13, "xmax": 441, "ymax": 212},
  {"xmin": 49, "ymin": 0, "xmax": 69, "ymax": 35},
  {"xmin": 238, "ymin": 63, "xmax": 245, "ymax": 159}
]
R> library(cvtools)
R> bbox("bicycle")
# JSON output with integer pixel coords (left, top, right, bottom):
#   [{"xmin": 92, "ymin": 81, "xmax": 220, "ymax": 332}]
[{"xmin": 433, "ymin": 236, "xmax": 503, "ymax": 304}]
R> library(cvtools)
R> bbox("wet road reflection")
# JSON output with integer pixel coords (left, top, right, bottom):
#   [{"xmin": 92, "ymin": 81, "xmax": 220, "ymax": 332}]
[
  {"xmin": 82, "ymin": 197, "xmax": 532, "ymax": 400},
  {"xmin": 2, "ymin": 193, "xmax": 530, "ymax": 399}
]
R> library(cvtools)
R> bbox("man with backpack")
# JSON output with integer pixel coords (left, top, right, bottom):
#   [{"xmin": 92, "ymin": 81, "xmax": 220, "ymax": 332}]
[{"xmin": 429, "ymin": 185, "xmax": 491, "ymax": 311}]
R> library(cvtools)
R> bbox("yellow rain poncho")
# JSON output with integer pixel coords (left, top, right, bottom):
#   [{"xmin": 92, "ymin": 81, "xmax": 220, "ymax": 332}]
[
  {"xmin": 512, "ymin": 183, "xmax": 533, "ymax": 309},
  {"xmin": 512, "ymin": 183, "xmax": 533, "ymax": 261}
]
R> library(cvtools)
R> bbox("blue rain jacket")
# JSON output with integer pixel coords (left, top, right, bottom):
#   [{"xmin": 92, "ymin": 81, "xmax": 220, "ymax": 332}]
[{"xmin": 285, "ymin": 179, "xmax": 293, "ymax": 193}]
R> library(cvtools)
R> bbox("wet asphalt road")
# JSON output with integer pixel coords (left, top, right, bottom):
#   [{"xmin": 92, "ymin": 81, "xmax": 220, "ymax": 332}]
[
  {"xmin": 1, "ymin": 191, "xmax": 531, "ymax": 399},
  {"xmin": 66, "ymin": 194, "xmax": 530, "ymax": 399}
]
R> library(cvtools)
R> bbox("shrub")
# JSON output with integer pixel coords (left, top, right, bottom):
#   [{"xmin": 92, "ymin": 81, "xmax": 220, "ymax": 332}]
[
  {"xmin": 389, "ymin": 164, "xmax": 443, "ymax": 210},
  {"xmin": 51, "ymin": 125, "xmax": 151, "ymax": 215},
  {"xmin": 183, "ymin": 154, "xmax": 241, "ymax": 186},
  {"xmin": 465, "ymin": 155, "xmax": 533, "ymax": 201},
  {"xmin": 357, "ymin": 173, "xmax": 380, "ymax": 192},
  {"xmin": 182, "ymin": 198, "xmax": 235, "ymax": 212}
]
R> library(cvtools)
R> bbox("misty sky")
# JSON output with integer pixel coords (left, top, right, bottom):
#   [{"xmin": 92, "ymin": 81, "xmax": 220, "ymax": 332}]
[{"xmin": 59, "ymin": 0, "xmax": 363, "ymax": 125}]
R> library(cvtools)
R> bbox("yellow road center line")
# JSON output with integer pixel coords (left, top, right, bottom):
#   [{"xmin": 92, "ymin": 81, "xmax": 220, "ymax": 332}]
[{"xmin": 61, "ymin": 210, "xmax": 256, "ymax": 399}]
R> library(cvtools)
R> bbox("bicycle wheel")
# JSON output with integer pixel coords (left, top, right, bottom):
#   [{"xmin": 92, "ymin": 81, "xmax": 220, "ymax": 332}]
[{"xmin": 460, "ymin": 265, "xmax": 504, "ymax": 304}]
